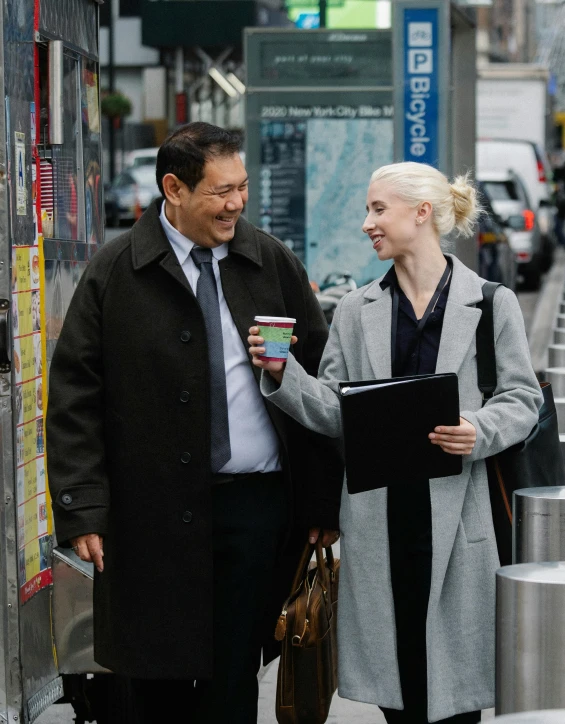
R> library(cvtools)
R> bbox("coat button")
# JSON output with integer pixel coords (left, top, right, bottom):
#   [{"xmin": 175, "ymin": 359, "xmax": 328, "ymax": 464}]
[
  {"xmin": 180, "ymin": 391, "xmax": 190, "ymax": 403},
  {"xmin": 182, "ymin": 511, "xmax": 193, "ymax": 523},
  {"xmin": 180, "ymin": 331, "xmax": 191, "ymax": 343},
  {"xmin": 181, "ymin": 452, "xmax": 192, "ymax": 464},
  {"xmin": 61, "ymin": 494, "xmax": 73, "ymax": 505}
]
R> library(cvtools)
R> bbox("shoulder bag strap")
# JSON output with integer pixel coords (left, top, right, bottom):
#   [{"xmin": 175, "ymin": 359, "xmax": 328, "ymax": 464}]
[{"xmin": 476, "ymin": 281, "xmax": 502, "ymax": 402}]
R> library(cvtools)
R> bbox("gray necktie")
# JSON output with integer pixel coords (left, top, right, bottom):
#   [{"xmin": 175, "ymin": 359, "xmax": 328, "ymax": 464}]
[{"xmin": 190, "ymin": 246, "xmax": 231, "ymax": 473}]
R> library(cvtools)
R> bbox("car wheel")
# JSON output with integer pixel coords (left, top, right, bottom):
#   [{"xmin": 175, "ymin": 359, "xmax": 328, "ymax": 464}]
[
  {"xmin": 520, "ymin": 262, "xmax": 541, "ymax": 291},
  {"xmin": 540, "ymin": 236, "xmax": 555, "ymax": 273}
]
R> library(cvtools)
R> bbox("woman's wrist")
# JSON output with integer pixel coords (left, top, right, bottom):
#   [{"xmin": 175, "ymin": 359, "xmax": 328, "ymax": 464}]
[{"xmin": 269, "ymin": 365, "xmax": 286, "ymax": 385}]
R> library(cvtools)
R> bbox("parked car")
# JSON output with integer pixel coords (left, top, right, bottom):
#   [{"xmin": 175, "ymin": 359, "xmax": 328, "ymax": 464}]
[
  {"xmin": 477, "ymin": 138, "xmax": 556, "ymax": 269},
  {"xmin": 477, "ymin": 138, "xmax": 553, "ymax": 209},
  {"xmin": 104, "ymin": 165, "xmax": 160, "ymax": 227},
  {"xmin": 124, "ymin": 147, "xmax": 159, "ymax": 168},
  {"xmin": 478, "ymin": 170, "xmax": 542, "ymax": 290},
  {"xmin": 476, "ymin": 182, "xmax": 517, "ymax": 292}
]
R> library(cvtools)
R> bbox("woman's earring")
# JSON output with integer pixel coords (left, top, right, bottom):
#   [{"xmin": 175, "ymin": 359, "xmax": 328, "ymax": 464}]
[{"xmin": 416, "ymin": 219, "xmax": 423, "ymax": 225}]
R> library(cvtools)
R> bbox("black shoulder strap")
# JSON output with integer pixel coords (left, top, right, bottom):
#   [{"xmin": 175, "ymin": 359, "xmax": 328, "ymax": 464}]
[{"xmin": 476, "ymin": 281, "xmax": 502, "ymax": 401}]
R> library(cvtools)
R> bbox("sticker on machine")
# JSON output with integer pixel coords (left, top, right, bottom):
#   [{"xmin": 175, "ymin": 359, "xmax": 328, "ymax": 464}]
[{"xmin": 15, "ymin": 132, "xmax": 26, "ymax": 216}]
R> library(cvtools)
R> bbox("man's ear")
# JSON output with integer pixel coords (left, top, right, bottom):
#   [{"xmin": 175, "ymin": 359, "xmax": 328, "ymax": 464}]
[{"xmin": 162, "ymin": 174, "xmax": 184, "ymax": 206}]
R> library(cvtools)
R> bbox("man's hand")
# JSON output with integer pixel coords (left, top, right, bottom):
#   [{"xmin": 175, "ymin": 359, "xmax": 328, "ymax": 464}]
[
  {"xmin": 71, "ymin": 533, "xmax": 104, "ymax": 573},
  {"xmin": 429, "ymin": 416, "xmax": 477, "ymax": 456},
  {"xmin": 248, "ymin": 326, "xmax": 298, "ymax": 384},
  {"xmin": 309, "ymin": 527, "xmax": 340, "ymax": 548}
]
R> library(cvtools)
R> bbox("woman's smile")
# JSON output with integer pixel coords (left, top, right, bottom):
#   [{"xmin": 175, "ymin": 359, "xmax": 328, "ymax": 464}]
[{"xmin": 371, "ymin": 234, "xmax": 384, "ymax": 250}]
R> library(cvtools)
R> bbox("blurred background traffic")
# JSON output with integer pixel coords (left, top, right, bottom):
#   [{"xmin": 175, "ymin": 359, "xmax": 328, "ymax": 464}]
[{"xmin": 94, "ymin": 0, "xmax": 565, "ymax": 324}]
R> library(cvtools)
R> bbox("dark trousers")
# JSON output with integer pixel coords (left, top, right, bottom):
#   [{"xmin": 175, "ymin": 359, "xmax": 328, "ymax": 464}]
[
  {"xmin": 130, "ymin": 472, "xmax": 287, "ymax": 724},
  {"xmin": 380, "ymin": 484, "xmax": 481, "ymax": 724}
]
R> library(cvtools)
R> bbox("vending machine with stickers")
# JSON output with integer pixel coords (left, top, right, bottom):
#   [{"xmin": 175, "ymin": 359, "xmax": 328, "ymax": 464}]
[{"xmin": 0, "ymin": 0, "xmax": 104, "ymax": 720}]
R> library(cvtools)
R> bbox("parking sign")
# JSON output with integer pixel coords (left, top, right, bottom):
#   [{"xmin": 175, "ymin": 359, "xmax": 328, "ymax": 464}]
[{"xmin": 400, "ymin": 7, "xmax": 440, "ymax": 167}]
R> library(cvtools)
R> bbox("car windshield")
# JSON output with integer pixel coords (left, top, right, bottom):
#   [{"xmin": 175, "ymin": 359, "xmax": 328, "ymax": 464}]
[
  {"xmin": 482, "ymin": 181, "xmax": 519, "ymax": 202},
  {"xmin": 130, "ymin": 166, "xmax": 157, "ymax": 187},
  {"xmin": 132, "ymin": 156, "xmax": 157, "ymax": 167}
]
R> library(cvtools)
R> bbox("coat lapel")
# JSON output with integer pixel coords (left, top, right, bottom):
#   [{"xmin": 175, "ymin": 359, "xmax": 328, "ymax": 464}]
[
  {"xmin": 361, "ymin": 281, "xmax": 393, "ymax": 379},
  {"xmin": 131, "ymin": 199, "xmax": 195, "ymax": 297},
  {"xmin": 434, "ymin": 255, "xmax": 483, "ymax": 375}
]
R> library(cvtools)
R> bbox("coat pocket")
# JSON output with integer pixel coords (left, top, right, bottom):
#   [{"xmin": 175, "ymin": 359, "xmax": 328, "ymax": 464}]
[{"xmin": 461, "ymin": 475, "xmax": 487, "ymax": 544}]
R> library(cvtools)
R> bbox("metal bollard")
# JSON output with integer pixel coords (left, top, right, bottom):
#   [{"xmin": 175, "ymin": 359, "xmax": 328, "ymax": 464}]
[
  {"xmin": 545, "ymin": 368, "xmax": 565, "ymax": 397},
  {"xmin": 548, "ymin": 344, "xmax": 565, "ymax": 368},
  {"xmin": 496, "ymin": 563, "xmax": 565, "ymax": 714},
  {"xmin": 553, "ymin": 328, "xmax": 565, "ymax": 345},
  {"xmin": 495, "ymin": 712, "xmax": 565, "ymax": 722},
  {"xmin": 513, "ymin": 487, "xmax": 565, "ymax": 563}
]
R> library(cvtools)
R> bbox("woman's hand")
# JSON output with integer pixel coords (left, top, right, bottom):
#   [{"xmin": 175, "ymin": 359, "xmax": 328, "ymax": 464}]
[
  {"xmin": 248, "ymin": 326, "xmax": 297, "ymax": 385},
  {"xmin": 429, "ymin": 416, "xmax": 477, "ymax": 456}
]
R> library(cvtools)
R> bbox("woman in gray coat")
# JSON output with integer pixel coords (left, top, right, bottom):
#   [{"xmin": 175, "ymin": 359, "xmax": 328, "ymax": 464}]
[{"xmin": 248, "ymin": 162, "xmax": 543, "ymax": 723}]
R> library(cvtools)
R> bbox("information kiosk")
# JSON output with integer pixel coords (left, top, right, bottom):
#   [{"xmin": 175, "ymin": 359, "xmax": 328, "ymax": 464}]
[{"xmin": 245, "ymin": 3, "xmax": 477, "ymax": 282}]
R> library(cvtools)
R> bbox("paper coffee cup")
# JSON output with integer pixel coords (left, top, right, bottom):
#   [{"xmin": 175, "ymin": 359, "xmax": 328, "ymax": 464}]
[{"xmin": 254, "ymin": 316, "xmax": 296, "ymax": 362}]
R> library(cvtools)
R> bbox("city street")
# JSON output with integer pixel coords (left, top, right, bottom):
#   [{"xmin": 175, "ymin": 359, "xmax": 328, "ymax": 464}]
[{"xmin": 4, "ymin": 0, "xmax": 565, "ymax": 714}]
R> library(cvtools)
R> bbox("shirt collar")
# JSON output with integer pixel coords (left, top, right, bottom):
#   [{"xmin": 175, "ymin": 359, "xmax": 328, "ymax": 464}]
[
  {"xmin": 379, "ymin": 264, "xmax": 397, "ymax": 291},
  {"xmin": 379, "ymin": 256, "xmax": 452, "ymax": 292},
  {"xmin": 159, "ymin": 201, "xmax": 229, "ymax": 265}
]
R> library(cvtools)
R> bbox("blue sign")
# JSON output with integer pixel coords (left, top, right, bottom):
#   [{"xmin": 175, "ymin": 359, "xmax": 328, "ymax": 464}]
[{"xmin": 403, "ymin": 7, "xmax": 439, "ymax": 167}]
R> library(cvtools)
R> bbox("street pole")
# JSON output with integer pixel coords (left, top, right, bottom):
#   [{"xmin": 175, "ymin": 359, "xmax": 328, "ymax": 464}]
[
  {"xmin": 108, "ymin": 0, "xmax": 116, "ymax": 182},
  {"xmin": 319, "ymin": 0, "xmax": 327, "ymax": 27}
]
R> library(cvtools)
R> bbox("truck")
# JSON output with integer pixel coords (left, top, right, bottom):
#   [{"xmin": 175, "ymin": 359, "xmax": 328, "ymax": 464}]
[{"xmin": 476, "ymin": 64, "xmax": 552, "ymax": 151}]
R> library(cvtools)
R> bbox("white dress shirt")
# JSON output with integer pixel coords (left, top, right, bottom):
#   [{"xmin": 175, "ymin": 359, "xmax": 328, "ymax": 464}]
[{"xmin": 160, "ymin": 203, "xmax": 281, "ymax": 474}]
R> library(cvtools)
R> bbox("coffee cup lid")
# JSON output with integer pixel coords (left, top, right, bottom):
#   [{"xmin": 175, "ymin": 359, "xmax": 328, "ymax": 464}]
[{"xmin": 254, "ymin": 316, "xmax": 296, "ymax": 324}]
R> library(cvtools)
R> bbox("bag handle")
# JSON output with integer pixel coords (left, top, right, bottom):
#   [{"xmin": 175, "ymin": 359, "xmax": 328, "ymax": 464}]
[
  {"xmin": 476, "ymin": 281, "xmax": 502, "ymax": 402},
  {"xmin": 288, "ymin": 539, "xmax": 335, "ymax": 599},
  {"xmin": 275, "ymin": 538, "xmax": 336, "ymax": 643}
]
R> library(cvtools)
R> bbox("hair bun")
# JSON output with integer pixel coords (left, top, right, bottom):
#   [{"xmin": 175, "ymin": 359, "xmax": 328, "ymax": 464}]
[{"xmin": 449, "ymin": 174, "xmax": 480, "ymax": 237}]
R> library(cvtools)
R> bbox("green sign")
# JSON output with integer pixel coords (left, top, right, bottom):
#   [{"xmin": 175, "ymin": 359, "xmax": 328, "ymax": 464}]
[{"xmin": 288, "ymin": 0, "xmax": 380, "ymax": 29}]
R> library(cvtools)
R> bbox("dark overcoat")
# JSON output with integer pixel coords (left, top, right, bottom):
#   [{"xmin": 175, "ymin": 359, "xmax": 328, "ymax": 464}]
[{"xmin": 46, "ymin": 200, "xmax": 342, "ymax": 679}]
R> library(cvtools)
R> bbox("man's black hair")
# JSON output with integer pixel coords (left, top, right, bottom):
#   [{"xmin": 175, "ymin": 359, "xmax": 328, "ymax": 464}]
[{"xmin": 156, "ymin": 122, "xmax": 243, "ymax": 197}]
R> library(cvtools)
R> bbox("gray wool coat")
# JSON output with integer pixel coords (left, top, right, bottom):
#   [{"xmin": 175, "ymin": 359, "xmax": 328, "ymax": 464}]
[{"xmin": 261, "ymin": 254, "xmax": 543, "ymax": 722}]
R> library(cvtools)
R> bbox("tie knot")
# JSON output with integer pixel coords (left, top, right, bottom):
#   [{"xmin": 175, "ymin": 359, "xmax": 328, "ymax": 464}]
[{"xmin": 190, "ymin": 246, "xmax": 214, "ymax": 268}]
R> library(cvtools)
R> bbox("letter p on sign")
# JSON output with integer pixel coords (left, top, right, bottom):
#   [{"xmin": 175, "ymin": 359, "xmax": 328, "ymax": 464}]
[{"xmin": 408, "ymin": 49, "xmax": 432, "ymax": 74}]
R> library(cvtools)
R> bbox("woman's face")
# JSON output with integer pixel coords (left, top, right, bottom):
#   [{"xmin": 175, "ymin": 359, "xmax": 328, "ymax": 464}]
[{"xmin": 362, "ymin": 180, "xmax": 421, "ymax": 261}]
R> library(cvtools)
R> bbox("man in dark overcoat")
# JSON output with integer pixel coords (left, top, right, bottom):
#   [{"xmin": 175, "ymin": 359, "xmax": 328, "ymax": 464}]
[{"xmin": 46, "ymin": 122, "xmax": 341, "ymax": 722}]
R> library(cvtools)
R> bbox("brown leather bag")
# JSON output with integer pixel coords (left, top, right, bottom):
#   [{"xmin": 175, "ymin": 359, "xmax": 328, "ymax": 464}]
[{"xmin": 274, "ymin": 539, "xmax": 339, "ymax": 724}]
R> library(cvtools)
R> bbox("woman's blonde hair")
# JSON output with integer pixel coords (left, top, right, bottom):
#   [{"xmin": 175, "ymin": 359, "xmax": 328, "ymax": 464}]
[{"xmin": 370, "ymin": 162, "xmax": 480, "ymax": 238}]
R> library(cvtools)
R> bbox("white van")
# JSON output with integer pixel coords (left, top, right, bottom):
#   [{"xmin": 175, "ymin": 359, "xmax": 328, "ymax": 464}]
[
  {"xmin": 477, "ymin": 138, "xmax": 552, "ymax": 210},
  {"xmin": 477, "ymin": 138, "xmax": 556, "ymax": 271}
]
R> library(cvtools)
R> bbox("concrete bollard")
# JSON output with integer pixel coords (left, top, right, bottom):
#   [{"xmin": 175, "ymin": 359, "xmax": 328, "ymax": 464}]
[{"xmin": 496, "ymin": 563, "xmax": 565, "ymax": 714}]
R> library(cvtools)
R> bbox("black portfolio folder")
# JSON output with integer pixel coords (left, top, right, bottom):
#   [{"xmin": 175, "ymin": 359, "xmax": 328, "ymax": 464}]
[{"xmin": 339, "ymin": 373, "xmax": 462, "ymax": 494}]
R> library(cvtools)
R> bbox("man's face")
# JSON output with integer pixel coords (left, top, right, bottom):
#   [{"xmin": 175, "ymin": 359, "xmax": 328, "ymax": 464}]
[{"xmin": 174, "ymin": 154, "xmax": 249, "ymax": 248}]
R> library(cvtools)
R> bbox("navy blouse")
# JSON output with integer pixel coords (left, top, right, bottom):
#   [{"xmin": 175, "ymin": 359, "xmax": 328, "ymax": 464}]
[
  {"xmin": 379, "ymin": 257, "xmax": 452, "ymax": 378},
  {"xmin": 380, "ymin": 258, "xmax": 453, "ymax": 553}
]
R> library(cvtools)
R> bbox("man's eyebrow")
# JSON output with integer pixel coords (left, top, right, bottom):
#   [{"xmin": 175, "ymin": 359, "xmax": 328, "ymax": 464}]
[{"xmin": 213, "ymin": 177, "xmax": 249, "ymax": 192}]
